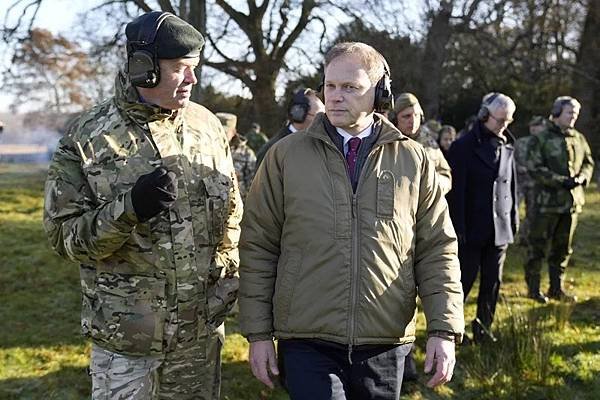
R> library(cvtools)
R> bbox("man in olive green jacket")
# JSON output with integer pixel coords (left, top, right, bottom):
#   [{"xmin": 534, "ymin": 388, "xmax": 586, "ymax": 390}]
[
  {"xmin": 525, "ymin": 96, "xmax": 594, "ymax": 302},
  {"xmin": 239, "ymin": 42, "xmax": 463, "ymax": 398},
  {"xmin": 44, "ymin": 12, "xmax": 242, "ymax": 399}
]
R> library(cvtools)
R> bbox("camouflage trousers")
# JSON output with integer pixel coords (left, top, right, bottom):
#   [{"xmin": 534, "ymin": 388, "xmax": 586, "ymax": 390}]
[
  {"xmin": 90, "ymin": 324, "xmax": 224, "ymax": 400},
  {"xmin": 524, "ymin": 212, "xmax": 578, "ymax": 291}
]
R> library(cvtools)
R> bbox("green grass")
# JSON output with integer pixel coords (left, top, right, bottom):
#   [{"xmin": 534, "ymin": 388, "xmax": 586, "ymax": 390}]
[{"xmin": 1, "ymin": 163, "xmax": 599, "ymax": 399}]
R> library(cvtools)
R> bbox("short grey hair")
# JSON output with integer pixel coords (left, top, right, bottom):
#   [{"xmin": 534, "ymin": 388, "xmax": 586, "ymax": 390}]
[
  {"xmin": 324, "ymin": 42, "xmax": 387, "ymax": 84},
  {"xmin": 482, "ymin": 92, "xmax": 516, "ymax": 115}
]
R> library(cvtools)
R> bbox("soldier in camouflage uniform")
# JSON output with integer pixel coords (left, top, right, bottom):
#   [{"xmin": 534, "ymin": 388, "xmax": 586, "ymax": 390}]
[
  {"xmin": 514, "ymin": 116, "xmax": 547, "ymax": 247},
  {"xmin": 525, "ymin": 97, "xmax": 594, "ymax": 303},
  {"xmin": 43, "ymin": 11, "xmax": 242, "ymax": 400},
  {"xmin": 388, "ymin": 93, "xmax": 453, "ymax": 381},
  {"xmin": 391, "ymin": 93, "xmax": 452, "ymax": 194},
  {"xmin": 244, "ymin": 122, "xmax": 269, "ymax": 153},
  {"xmin": 216, "ymin": 112, "xmax": 256, "ymax": 201}
]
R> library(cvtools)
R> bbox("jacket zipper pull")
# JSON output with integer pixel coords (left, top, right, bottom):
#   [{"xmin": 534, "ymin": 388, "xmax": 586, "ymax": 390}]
[
  {"xmin": 351, "ymin": 195, "xmax": 357, "ymax": 219},
  {"xmin": 348, "ymin": 344, "xmax": 353, "ymax": 365}
]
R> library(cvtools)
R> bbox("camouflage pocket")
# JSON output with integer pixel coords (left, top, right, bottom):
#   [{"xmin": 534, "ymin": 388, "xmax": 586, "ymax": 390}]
[
  {"xmin": 85, "ymin": 165, "xmax": 117, "ymax": 203},
  {"xmin": 205, "ymin": 275, "xmax": 239, "ymax": 331},
  {"xmin": 92, "ymin": 273, "xmax": 167, "ymax": 356},
  {"xmin": 202, "ymin": 173, "xmax": 232, "ymax": 245}
]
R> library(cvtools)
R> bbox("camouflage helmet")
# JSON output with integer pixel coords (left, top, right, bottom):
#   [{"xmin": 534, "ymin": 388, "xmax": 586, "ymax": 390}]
[
  {"xmin": 393, "ymin": 92, "xmax": 423, "ymax": 117},
  {"xmin": 216, "ymin": 112, "xmax": 237, "ymax": 131},
  {"xmin": 528, "ymin": 115, "xmax": 546, "ymax": 127}
]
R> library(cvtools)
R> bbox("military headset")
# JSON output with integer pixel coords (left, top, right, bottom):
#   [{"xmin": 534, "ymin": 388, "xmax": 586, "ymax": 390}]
[
  {"xmin": 551, "ymin": 97, "xmax": 575, "ymax": 118},
  {"xmin": 127, "ymin": 11, "xmax": 175, "ymax": 88},
  {"xmin": 477, "ymin": 92, "xmax": 500, "ymax": 122},
  {"xmin": 288, "ymin": 89, "xmax": 311, "ymax": 123},
  {"xmin": 318, "ymin": 58, "xmax": 394, "ymax": 113}
]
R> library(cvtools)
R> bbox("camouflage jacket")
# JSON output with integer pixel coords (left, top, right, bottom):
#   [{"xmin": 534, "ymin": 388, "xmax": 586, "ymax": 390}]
[
  {"xmin": 229, "ymin": 134, "xmax": 256, "ymax": 200},
  {"xmin": 43, "ymin": 71, "xmax": 242, "ymax": 356},
  {"xmin": 527, "ymin": 123, "xmax": 594, "ymax": 214},
  {"xmin": 514, "ymin": 135, "xmax": 535, "ymax": 189},
  {"xmin": 413, "ymin": 128, "xmax": 452, "ymax": 194},
  {"xmin": 245, "ymin": 131, "xmax": 269, "ymax": 153}
]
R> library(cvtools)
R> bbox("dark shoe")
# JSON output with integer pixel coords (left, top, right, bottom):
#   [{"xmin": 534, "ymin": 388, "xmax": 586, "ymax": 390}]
[
  {"xmin": 472, "ymin": 319, "xmax": 497, "ymax": 344},
  {"xmin": 403, "ymin": 351, "xmax": 418, "ymax": 382},
  {"xmin": 548, "ymin": 289, "xmax": 577, "ymax": 302},
  {"xmin": 528, "ymin": 291, "xmax": 549, "ymax": 304}
]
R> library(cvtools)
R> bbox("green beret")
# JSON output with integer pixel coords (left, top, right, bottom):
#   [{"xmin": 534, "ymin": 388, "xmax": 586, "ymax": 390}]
[
  {"xmin": 529, "ymin": 115, "xmax": 545, "ymax": 126},
  {"xmin": 216, "ymin": 112, "xmax": 237, "ymax": 131},
  {"xmin": 394, "ymin": 92, "xmax": 422, "ymax": 116},
  {"xmin": 126, "ymin": 11, "xmax": 205, "ymax": 59}
]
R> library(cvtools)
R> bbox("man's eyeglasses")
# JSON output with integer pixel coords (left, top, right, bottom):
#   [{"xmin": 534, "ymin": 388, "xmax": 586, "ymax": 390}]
[{"xmin": 489, "ymin": 114, "xmax": 513, "ymax": 125}]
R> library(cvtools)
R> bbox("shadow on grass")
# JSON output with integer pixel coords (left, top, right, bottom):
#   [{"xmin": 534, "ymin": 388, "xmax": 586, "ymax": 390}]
[{"xmin": 0, "ymin": 366, "xmax": 90, "ymax": 400}]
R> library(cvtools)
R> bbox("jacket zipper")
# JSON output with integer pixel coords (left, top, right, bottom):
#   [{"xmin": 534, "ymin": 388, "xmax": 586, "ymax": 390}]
[{"xmin": 319, "ymin": 134, "xmax": 394, "ymax": 365}]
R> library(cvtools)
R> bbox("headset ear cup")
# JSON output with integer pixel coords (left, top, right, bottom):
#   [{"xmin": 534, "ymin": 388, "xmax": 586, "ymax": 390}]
[
  {"xmin": 478, "ymin": 106, "xmax": 489, "ymax": 122},
  {"xmin": 374, "ymin": 74, "xmax": 393, "ymax": 112},
  {"xmin": 128, "ymin": 50, "xmax": 160, "ymax": 88},
  {"xmin": 289, "ymin": 104, "xmax": 309, "ymax": 123},
  {"xmin": 551, "ymin": 102, "xmax": 563, "ymax": 118}
]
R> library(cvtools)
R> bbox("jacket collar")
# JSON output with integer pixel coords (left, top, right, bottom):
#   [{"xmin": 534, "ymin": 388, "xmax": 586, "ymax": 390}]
[
  {"xmin": 472, "ymin": 120, "xmax": 516, "ymax": 146},
  {"xmin": 114, "ymin": 69, "xmax": 184, "ymax": 127},
  {"xmin": 305, "ymin": 112, "xmax": 408, "ymax": 147}
]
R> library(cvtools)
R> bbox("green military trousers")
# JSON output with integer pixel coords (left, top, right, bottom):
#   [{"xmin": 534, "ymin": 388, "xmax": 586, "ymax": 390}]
[
  {"xmin": 90, "ymin": 324, "xmax": 224, "ymax": 400},
  {"xmin": 525, "ymin": 212, "xmax": 578, "ymax": 292}
]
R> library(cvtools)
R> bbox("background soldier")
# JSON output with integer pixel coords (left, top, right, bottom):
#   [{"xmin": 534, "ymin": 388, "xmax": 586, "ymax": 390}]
[
  {"xmin": 255, "ymin": 88, "xmax": 324, "ymax": 167},
  {"xmin": 43, "ymin": 11, "xmax": 242, "ymax": 399},
  {"xmin": 514, "ymin": 116, "xmax": 546, "ymax": 246},
  {"xmin": 391, "ymin": 92, "xmax": 452, "ymax": 194},
  {"xmin": 438, "ymin": 125, "xmax": 457, "ymax": 159},
  {"xmin": 525, "ymin": 96, "xmax": 594, "ymax": 303},
  {"xmin": 244, "ymin": 122, "xmax": 269, "ymax": 153},
  {"xmin": 217, "ymin": 112, "xmax": 256, "ymax": 201}
]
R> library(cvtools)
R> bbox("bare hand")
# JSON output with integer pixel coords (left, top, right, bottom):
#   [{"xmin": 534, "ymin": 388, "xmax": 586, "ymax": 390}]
[
  {"xmin": 423, "ymin": 336, "xmax": 456, "ymax": 387},
  {"xmin": 249, "ymin": 340, "xmax": 279, "ymax": 388}
]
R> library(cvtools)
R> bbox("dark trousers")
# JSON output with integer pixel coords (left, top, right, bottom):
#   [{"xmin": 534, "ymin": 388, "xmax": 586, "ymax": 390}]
[
  {"xmin": 279, "ymin": 339, "xmax": 411, "ymax": 400},
  {"xmin": 459, "ymin": 242, "xmax": 508, "ymax": 336}
]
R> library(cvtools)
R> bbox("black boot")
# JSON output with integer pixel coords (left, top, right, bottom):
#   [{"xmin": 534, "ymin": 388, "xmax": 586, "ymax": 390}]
[
  {"xmin": 548, "ymin": 266, "xmax": 577, "ymax": 302},
  {"xmin": 525, "ymin": 270, "xmax": 548, "ymax": 304},
  {"xmin": 403, "ymin": 346, "xmax": 418, "ymax": 382}
]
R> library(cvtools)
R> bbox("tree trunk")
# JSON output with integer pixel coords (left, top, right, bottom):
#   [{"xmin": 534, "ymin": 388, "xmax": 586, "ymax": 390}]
[
  {"xmin": 250, "ymin": 72, "xmax": 280, "ymax": 137},
  {"xmin": 188, "ymin": 0, "xmax": 206, "ymax": 103},
  {"xmin": 572, "ymin": 0, "xmax": 600, "ymax": 155},
  {"xmin": 420, "ymin": 0, "xmax": 453, "ymax": 119}
]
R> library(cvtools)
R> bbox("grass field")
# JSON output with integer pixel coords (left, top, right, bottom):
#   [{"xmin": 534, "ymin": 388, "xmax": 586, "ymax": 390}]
[{"xmin": 1, "ymin": 163, "xmax": 599, "ymax": 400}]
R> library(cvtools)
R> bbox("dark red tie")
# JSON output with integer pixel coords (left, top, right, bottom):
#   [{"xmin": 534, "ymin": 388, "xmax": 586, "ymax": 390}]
[{"xmin": 346, "ymin": 137, "xmax": 362, "ymax": 180}]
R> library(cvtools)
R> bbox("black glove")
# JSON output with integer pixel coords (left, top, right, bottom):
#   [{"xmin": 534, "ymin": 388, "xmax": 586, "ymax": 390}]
[
  {"xmin": 131, "ymin": 167, "xmax": 178, "ymax": 222},
  {"xmin": 562, "ymin": 177, "xmax": 579, "ymax": 190}
]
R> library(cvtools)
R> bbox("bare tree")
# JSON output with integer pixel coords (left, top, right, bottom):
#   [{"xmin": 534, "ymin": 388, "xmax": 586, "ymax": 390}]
[{"xmin": 4, "ymin": 28, "xmax": 96, "ymax": 113}]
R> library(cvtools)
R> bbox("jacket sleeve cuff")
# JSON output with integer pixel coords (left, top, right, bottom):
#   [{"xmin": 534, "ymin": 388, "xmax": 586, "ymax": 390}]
[
  {"xmin": 246, "ymin": 333, "xmax": 274, "ymax": 342},
  {"xmin": 428, "ymin": 330, "xmax": 463, "ymax": 344}
]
